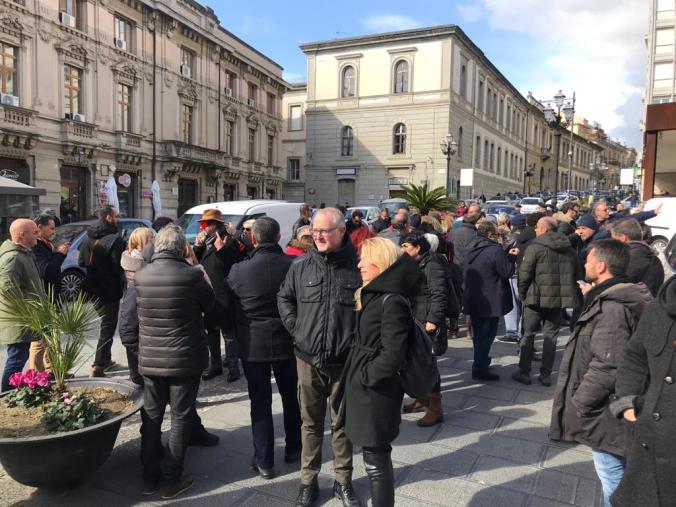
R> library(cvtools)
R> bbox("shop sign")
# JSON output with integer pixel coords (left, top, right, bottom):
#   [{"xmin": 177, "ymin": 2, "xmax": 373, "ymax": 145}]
[
  {"xmin": 0, "ymin": 169, "xmax": 19, "ymax": 180},
  {"xmin": 117, "ymin": 173, "xmax": 132, "ymax": 188}
]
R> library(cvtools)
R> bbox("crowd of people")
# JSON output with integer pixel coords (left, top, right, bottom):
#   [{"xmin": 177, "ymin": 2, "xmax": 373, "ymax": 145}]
[{"xmin": 0, "ymin": 196, "xmax": 674, "ymax": 506}]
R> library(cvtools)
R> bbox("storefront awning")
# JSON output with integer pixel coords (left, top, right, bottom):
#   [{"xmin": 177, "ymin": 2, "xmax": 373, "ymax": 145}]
[{"xmin": 0, "ymin": 175, "xmax": 46, "ymax": 196}]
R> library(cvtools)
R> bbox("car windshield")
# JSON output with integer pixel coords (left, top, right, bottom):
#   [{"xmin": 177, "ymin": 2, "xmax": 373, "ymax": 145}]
[
  {"xmin": 176, "ymin": 213, "xmax": 244, "ymax": 244},
  {"xmin": 53, "ymin": 224, "xmax": 89, "ymax": 245},
  {"xmin": 521, "ymin": 198, "xmax": 541, "ymax": 205},
  {"xmin": 380, "ymin": 201, "xmax": 406, "ymax": 215},
  {"xmin": 487, "ymin": 206, "xmax": 514, "ymax": 214}
]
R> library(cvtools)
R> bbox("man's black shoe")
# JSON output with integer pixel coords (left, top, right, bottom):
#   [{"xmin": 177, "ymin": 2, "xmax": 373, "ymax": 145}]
[
  {"xmin": 251, "ymin": 457, "xmax": 275, "ymax": 480},
  {"xmin": 142, "ymin": 477, "xmax": 159, "ymax": 495},
  {"xmin": 539, "ymin": 373, "xmax": 552, "ymax": 387},
  {"xmin": 333, "ymin": 480, "xmax": 362, "ymax": 507},
  {"xmin": 201, "ymin": 368, "xmax": 223, "ymax": 381},
  {"xmin": 511, "ymin": 371, "xmax": 532, "ymax": 385},
  {"xmin": 472, "ymin": 370, "xmax": 500, "ymax": 382},
  {"xmin": 226, "ymin": 365, "xmax": 241, "ymax": 382},
  {"xmin": 159, "ymin": 475, "xmax": 193, "ymax": 500},
  {"xmin": 188, "ymin": 428, "xmax": 220, "ymax": 447},
  {"xmin": 295, "ymin": 480, "xmax": 319, "ymax": 507},
  {"xmin": 284, "ymin": 450, "xmax": 302, "ymax": 464}
]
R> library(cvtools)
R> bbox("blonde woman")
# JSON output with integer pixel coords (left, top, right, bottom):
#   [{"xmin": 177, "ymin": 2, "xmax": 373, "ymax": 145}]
[
  {"xmin": 119, "ymin": 227, "xmax": 154, "ymax": 385},
  {"xmin": 342, "ymin": 237, "xmax": 422, "ymax": 507}
]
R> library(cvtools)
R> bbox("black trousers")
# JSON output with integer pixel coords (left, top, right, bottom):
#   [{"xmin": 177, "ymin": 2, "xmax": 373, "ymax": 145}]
[
  {"xmin": 519, "ymin": 306, "xmax": 562, "ymax": 376},
  {"xmin": 93, "ymin": 300, "xmax": 120, "ymax": 367},
  {"xmin": 242, "ymin": 359, "xmax": 302, "ymax": 469},
  {"xmin": 141, "ymin": 375, "xmax": 201, "ymax": 481},
  {"xmin": 205, "ymin": 325, "xmax": 239, "ymax": 370}
]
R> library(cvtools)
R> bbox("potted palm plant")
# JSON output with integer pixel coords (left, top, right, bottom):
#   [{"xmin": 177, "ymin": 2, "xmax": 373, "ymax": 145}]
[
  {"xmin": 0, "ymin": 287, "xmax": 143, "ymax": 488},
  {"xmin": 399, "ymin": 182, "xmax": 457, "ymax": 211}
]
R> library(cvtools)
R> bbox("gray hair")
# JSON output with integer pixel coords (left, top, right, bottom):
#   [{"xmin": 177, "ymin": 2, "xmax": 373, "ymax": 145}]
[
  {"xmin": 313, "ymin": 207, "xmax": 345, "ymax": 229},
  {"xmin": 497, "ymin": 212, "xmax": 510, "ymax": 226},
  {"xmin": 252, "ymin": 217, "xmax": 280, "ymax": 244},
  {"xmin": 154, "ymin": 224, "xmax": 186, "ymax": 257},
  {"xmin": 592, "ymin": 200, "xmax": 607, "ymax": 213}
]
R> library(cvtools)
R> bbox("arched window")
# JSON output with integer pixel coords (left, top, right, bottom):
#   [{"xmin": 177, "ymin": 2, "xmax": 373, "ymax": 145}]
[
  {"xmin": 393, "ymin": 123, "xmax": 407, "ymax": 154},
  {"xmin": 341, "ymin": 126, "xmax": 353, "ymax": 156},
  {"xmin": 341, "ymin": 66, "xmax": 356, "ymax": 98},
  {"xmin": 393, "ymin": 60, "xmax": 409, "ymax": 93}
]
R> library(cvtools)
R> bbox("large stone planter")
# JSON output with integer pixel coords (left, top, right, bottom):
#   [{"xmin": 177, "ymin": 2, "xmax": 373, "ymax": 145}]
[{"xmin": 0, "ymin": 378, "xmax": 143, "ymax": 488}]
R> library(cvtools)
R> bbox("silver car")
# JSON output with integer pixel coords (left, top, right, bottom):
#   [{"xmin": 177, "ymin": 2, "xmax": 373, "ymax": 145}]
[{"xmin": 54, "ymin": 218, "xmax": 152, "ymax": 298}]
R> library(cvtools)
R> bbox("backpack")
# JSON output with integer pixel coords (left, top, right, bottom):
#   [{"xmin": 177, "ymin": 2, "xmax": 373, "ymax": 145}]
[{"xmin": 383, "ymin": 294, "xmax": 439, "ymax": 400}]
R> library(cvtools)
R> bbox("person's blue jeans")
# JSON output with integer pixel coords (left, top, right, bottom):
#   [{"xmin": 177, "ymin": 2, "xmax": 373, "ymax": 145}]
[
  {"xmin": 503, "ymin": 277, "xmax": 522, "ymax": 336},
  {"xmin": 2, "ymin": 342, "xmax": 31, "ymax": 392},
  {"xmin": 471, "ymin": 317, "xmax": 499, "ymax": 372},
  {"xmin": 592, "ymin": 449, "xmax": 625, "ymax": 507}
]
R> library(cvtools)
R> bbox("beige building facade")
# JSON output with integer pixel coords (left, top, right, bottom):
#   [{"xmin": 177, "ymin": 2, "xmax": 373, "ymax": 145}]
[
  {"xmin": 281, "ymin": 83, "xmax": 306, "ymax": 202},
  {"xmin": 0, "ymin": 0, "xmax": 288, "ymax": 221},
  {"xmin": 296, "ymin": 26, "xmax": 599, "ymax": 207}
]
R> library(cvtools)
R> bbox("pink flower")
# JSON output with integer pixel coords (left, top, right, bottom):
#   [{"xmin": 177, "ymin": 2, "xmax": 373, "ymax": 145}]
[
  {"xmin": 8, "ymin": 372, "xmax": 22, "ymax": 388},
  {"xmin": 21, "ymin": 370, "xmax": 38, "ymax": 389},
  {"xmin": 36, "ymin": 371, "xmax": 50, "ymax": 388},
  {"xmin": 64, "ymin": 398, "xmax": 73, "ymax": 405}
]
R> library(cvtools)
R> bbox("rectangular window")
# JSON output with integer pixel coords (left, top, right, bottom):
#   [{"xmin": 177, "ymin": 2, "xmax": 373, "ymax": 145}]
[
  {"xmin": 490, "ymin": 143, "xmax": 495, "ymax": 171},
  {"xmin": 225, "ymin": 71, "xmax": 236, "ymax": 95},
  {"xmin": 658, "ymin": 0, "xmax": 675, "ymax": 19},
  {"xmin": 656, "ymin": 28, "xmax": 675, "ymax": 55},
  {"xmin": 289, "ymin": 105, "xmax": 302, "ymax": 131},
  {"xmin": 114, "ymin": 15, "xmax": 133, "ymax": 50},
  {"xmin": 267, "ymin": 134, "xmax": 274, "ymax": 166},
  {"xmin": 478, "ymin": 81, "xmax": 484, "ymax": 112},
  {"xmin": 458, "ymin": 127, "xmax": 463, "ymax": 160},
  {"xmin": 506, "ymin": 105, "xmax": 511, "ymax": 131},
  {"xmin": 248, "ymin": 82, "xmax": 257, "ymax": 105},
  {"xmin": 267, "ymin": 92, "xmax": 276, "ymax": 115},
  {"xmin": 0, "ymin": 43, "xmax": 17, "ymax": 96},
  {"xmin": 63, "ymin": 64, "xmax": 82, "ymax": 116},
  {"xmin": 493, "ymin": 93, "xmax": 498, "ymax": 120},
  {"xmin": 499, "ymin": 97, "xmax": 504, "ymax": 126},
  {"xmin": 487, "ymin": 88, "xmax": 492, "ymax": 116},
  {"xmin": 224, "ymin": 120, "xmax": 234, "ymax": 155},
  {"xmin": 60, "ymin": 0, "xmax": 83, "ymax": 29},
  {"xmin": 459, "ymin": 59, "xmax": 468, "ymax": 98},
  {"xmin": 475, "ymin": 136, "xmax": 481, "ymax": 167},
  {"xmin": 483, "ymin": 140, "xmax": 489, "ymax": 169},
  {"xmin": 287, "ymin": 158, "xmax": 300, "ymax": 181},
  {"xmin": 180, "ymin": 48, "xmax": 193, "ymax": 76},
  {"xmin": 117, "ymin": 83, "xmax": 131, "ymax": 132},
  {"xmin": 248, "ymin": 128, "xmax": 256, "ymax": 162},
  {"xmin": 181, "ymin": 104, "xmax": 192, "ymax": 143},
  {"xmin": 497, "ymin": 147, "xmax": 501, "ymax": 174}
]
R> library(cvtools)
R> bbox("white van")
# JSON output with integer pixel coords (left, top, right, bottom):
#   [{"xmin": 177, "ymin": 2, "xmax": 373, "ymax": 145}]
[
  {"xmin": 176, "ymin": 200, "xmax": 302, "ymax": 247},
  {"xmin": 644, "ymin": 197, "xmax": 676, "ymax": 253}
]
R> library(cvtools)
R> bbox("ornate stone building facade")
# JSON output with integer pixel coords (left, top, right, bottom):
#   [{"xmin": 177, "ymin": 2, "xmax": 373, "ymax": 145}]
[
  {"xmin": 295, "ymin": 26, "xmax": 600, "ymax": 206},
  {"xmin": 0, "ymin": 0, "xmax": 287, "ymax": 221}
]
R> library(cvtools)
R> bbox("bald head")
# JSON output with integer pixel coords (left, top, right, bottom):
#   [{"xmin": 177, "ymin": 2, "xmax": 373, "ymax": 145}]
[
  {"xmin": 535, "ymin": 217, "xmax": 557, "ymax": 237},
  {"xmin": 10, "ymin": 219, "xmax": 39, "ymax": 248}
]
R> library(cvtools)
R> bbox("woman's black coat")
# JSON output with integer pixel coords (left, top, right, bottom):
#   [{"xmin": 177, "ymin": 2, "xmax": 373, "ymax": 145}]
[
  {"xmin": 413, "ymin": 251, "xmax": 449, "ymax": 330},
  {"xmin": 609, "ymin": 277, "xmax": 676, "ymax": 507},
  {"xmin": 343, "ymin": 254, "xmax": 423, "ymax": 448}
]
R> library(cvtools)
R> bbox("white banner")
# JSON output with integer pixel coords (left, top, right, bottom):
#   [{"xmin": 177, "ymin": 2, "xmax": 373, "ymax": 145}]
[
  {"xmin": 460, "ymin": 168, "xmax": 474, "ymax": 187},
  {"xmin": 620, "ymin": 168, "xmax": 634, "ymax": 186}
]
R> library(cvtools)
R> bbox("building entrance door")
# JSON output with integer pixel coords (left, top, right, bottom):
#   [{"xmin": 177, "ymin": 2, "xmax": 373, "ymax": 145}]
[
  {"xmin": 178, "ymin": 178, "xmax": 197, "ymax": 216},
  {"xmin": 337, "ymin": 179, "xmax": 355, "ymax": 207},
  {"xmin": 60, "ymin": 166, "xmax": 88, "ymax": 223}
]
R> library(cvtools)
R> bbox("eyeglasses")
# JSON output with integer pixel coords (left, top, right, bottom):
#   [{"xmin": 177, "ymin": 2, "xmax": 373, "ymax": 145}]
[{"xmin": 311, "ymin": 227, "xmax": 339, "ymax": 236}]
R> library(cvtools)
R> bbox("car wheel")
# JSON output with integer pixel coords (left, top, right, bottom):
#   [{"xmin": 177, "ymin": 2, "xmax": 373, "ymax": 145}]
[
  {"xmin": 60, "ymin": 269, "xmax": 85, "ymax": 299},
  {"xmin": 651, "ymin": 237, "xmax": 669, "ymax": 255}
]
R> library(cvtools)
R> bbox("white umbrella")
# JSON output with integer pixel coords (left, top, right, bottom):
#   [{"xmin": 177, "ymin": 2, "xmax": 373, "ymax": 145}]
[
  {"xmin": 104, "ymin": 176, "xmax": 119, "ymax": 212},
  {"xmin": 151, "ymin": 179, "xmax": 162, "ymax": 217}
]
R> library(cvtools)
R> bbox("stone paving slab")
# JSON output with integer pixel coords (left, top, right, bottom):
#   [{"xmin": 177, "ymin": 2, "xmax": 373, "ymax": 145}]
[{"xmin": 0, "ymin": 327, "xmax": 603, "ymax": 506}]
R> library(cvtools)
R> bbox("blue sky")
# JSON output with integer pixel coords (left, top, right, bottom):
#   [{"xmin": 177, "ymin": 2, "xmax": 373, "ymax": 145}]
[{"xmin": 212, "ymin": 0, "xmax": 645, "ymax": 151}]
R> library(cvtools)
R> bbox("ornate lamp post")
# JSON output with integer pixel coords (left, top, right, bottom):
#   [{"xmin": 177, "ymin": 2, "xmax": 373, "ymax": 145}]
[
  {"xmin": 523, "ymin": 163, "xmax": 535, "ymax": 195},
  {"xmin": 440, "ymin": 133, "xmax": 458, "ymax": 197},
  {"xmin": 543, "ymin": 90, "xmax": 575, "ymax": 209}
]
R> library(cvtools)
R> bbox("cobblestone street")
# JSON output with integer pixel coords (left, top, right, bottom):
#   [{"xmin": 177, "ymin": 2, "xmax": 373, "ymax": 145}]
[{"xmin": 0, "ymin": 328, "xmax": 602, "ymax": 507}]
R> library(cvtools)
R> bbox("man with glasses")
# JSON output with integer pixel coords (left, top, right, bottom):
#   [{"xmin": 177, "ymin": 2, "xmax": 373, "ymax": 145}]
[
  {"xmin": 79, "ymin": 206, "xmax": 126, "ymax": 378},
  {"xmin": 278, "ymin": 208, "xmax": 362, "ymax": 507}
]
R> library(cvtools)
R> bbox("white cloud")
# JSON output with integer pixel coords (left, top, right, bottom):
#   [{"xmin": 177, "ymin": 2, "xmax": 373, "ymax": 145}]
[
  {"xmin": 457, "ymin": 4, "xmax": 484, "ymax": 24},
  {"xmin": 472, "ymin": 0, "xmax": 646, "ymax": 147},
  {"xmin": 283, "ymin": 71, "xmax": 306, "ymax": 83},
  {"xmin": 360, "ymin": 14, "xmax": 422, "ymax": 33}
]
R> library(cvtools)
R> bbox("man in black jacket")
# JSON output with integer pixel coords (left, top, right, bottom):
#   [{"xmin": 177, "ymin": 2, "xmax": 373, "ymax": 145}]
[
  {"xmin": 78, "ymin": 206, "xmax": 126, "ymax": 377},
  {"xmin": 291, "ymin": 203, "xmax": 312, "ymax": 239},
  {"xmin": 451, "ymin": 212, "xmax": 479, "ymax": 264},
  {"xmin": 29, "ymin": 214, "xmax": 69, "ymax": 371},
  {"xmin": 549, "ymin": 240, "xmax": 652, "ymax": 507},
  {"xmin": 513, "ymin": 217, "xmax": 581, "ymax": 387},
  {"xmin": 135, "ymin": 225, "xmax": 216, "ymax": 499},
  {"xmin": 610, "ymin": 218, "xmax": 664, "ymax": 297},
  {"xmin": 228, "ymin": 217, "xmax": 301, "ymax": 480},
  {"xmin": 278, "ymin": 207, "xmax": 362, "ymax": 507},
  {"xmin": 193, "ymin": 208, "xmax": 246, "ymax": 381},
  {"xmin": 371, "ymin": 208, "xmax": 390, "ymax": 233}
]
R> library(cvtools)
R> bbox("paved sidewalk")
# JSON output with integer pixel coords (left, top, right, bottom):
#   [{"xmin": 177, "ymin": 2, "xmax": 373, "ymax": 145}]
[{"xmin": 0, "ymin": 327, "xmax": 602, "ymax": 507}]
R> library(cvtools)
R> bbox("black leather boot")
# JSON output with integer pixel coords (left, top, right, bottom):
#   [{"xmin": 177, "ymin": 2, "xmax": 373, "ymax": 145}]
[{"xmin": 363, "ymin": 448, "xmax": 395, "ymax": 507}]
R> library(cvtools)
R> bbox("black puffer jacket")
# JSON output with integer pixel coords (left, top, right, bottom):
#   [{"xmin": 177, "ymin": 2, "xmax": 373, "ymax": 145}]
[
  {"xmin": 518, "ymin": 231, "xmax": 582, "ymax": 308},
  {"xmin": 78, "ymin": 220, "xmax": 126, "ymax": 302},
  {"xmin": 227, "ymin": 243, "xmax": 294, "ymax": 362},
  {"xmin": 343, "ymin": 254, "xmax": 422, "ymax": 447},
  {"xmin": 514, "ymin": 226, "xmax": 536, "ymax": 267},
  {"xmin": 609, "ymin": 277, "xmax": 676, "ymax": 507},
  {"xmin": 450, "ymin": 222, "xmax": 477, "ymax": 264},
  {"xmin": 627, "ymin": 242, "xmax": 664, "ymax": 297},
  {"xmin": 32, "ymin": 239, "xmax": 66, "ymax": 292},
  {"xmin": 135, "ymin": 251, "xmax": 216, "ymax": 377},
  {"xmin": 549, "ymin": 279, "xmax": 652, "ymax": 456},
  {"xmin": 277, "ymin": 234, "xmax": 360, "ymax": 370},
  {"xmin": 413, "ymin": 251, "xmax": 449, "ymax": 328}
]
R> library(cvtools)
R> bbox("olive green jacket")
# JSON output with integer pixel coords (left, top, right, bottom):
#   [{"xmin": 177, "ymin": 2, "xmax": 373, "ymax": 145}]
[{"xmin": 0, "ymin": 239, "xmax": 43, "ymax": 345}]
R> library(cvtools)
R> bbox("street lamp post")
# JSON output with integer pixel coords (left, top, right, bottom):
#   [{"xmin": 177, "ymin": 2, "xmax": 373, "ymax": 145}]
[
  {"xmin": 523, "ymin": 163, "xmax": 535, "ymax": 195},
  {"xmin": 543, "ymin": 90, "xmax": 575, "ymax": 209},
  {"xmin": 440, "ymin": 133, "xmax": 458, "ymax": 198}
]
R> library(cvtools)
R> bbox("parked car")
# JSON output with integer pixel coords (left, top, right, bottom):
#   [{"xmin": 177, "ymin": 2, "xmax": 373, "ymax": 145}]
[
  {"xmin": 345, "ymin": 206, "xmax": 380, "ymax": 225},
  {"xmin": 378, "ymin": 198, "xmax": 408, "ymax": 216},
  {"xmin": 644, "ymin": 197, "xmax": 676, "ymax": 254},
  {"xmin": 486, "ymin": 205, "xmax": 516, "ymax": 219},
  {"xmin": 484, "ymin": 199, "xmax": 511, "ymax": 208},
  {"xmin": 55, "ymin": 218, "xmax": 152, "ymax": 299},
  {"xmin": 519, "ymin": 197, "xmax": 544, "ymax": 214},
  {"xmin": 176, "ymin": 200, "xmax": 301, "ymax": 247}
]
